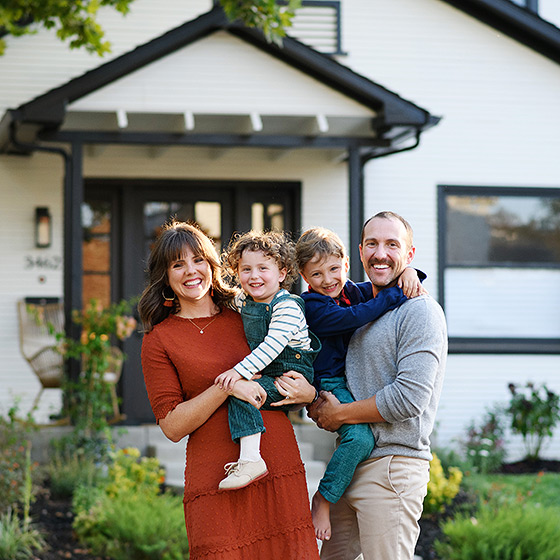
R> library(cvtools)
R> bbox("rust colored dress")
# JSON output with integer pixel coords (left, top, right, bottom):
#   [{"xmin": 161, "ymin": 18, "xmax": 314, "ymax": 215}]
[{"xmin": 141, "ymin": 308, "xmax": 320, "ymax": 560}]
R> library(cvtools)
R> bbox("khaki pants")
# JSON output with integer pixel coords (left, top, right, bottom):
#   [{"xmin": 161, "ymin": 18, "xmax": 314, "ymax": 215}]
[{"xmin": 320, "ymin": 455, "xmax": 430, "ymax": 560}]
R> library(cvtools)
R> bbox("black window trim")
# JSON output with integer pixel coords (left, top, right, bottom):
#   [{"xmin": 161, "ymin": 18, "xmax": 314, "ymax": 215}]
[{"xmin": 438, "ymin": 183, "xmax": 560, "ymax": 355}]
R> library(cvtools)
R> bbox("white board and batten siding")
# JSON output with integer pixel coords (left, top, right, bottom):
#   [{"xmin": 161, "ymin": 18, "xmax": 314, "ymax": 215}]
[
  {"xmin": 337, "ymin": 0, "xmax": 560, "ymax": 456},
  {"xmin": 1, "ymin": 0, "xmax": 560, "ymax": 460}
]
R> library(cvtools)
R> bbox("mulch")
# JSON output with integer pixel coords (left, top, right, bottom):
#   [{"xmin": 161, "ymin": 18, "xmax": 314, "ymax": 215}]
[
  {"xmin": 30, "ymin": 459, "xmax": 560, "ymax": 560},
  {"xmin": 30, "ymin": 487, "xmax": 110, "ymax": 560}
]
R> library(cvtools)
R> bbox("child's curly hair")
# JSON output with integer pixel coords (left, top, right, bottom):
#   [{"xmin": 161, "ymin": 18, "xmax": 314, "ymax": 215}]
[{"xmin": 224, "ymin": 230, "xmax": 299, "ymax": 291}]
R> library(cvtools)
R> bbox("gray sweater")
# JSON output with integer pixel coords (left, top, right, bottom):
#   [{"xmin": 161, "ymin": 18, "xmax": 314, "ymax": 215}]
[{"xmin": 345, "ymin": 295, "xmax": 447, "ymax": 461}]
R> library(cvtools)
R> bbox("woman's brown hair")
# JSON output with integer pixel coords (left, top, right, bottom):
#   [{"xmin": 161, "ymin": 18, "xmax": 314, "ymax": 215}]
[{"xmin": 138, "ymin": 221, "xmax": 237, "ymax": 332}]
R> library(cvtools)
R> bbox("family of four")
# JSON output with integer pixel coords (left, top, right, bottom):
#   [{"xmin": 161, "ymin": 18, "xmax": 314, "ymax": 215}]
[{"xmin": 139, "ymin": 211, "xmax": 448, "ymax": 560}]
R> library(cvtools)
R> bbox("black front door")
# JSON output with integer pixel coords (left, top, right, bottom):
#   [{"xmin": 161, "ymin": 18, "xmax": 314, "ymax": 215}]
[{"xmin": 84, "ymin": 179, "xmax": 300, "ymax": 424}]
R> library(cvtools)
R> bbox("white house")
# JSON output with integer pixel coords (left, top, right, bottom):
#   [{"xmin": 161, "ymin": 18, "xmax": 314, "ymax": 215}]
[{"xmin": 1, "ymin": 0, "xmax": 559, "ymax": 462}]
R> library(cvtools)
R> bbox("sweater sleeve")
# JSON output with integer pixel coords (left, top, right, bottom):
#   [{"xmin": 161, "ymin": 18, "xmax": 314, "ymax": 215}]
[
  {"xmin": 233, "ymin": 298, "xmax": 306, "ymax": 380},
  {"xmin": 375, "ymin": 298, "xmax": 447, "ymax": 424},
  {"xmin": 141, "ymin": 328, "xmax": 185, "ymax": 423},
  {"xmin": 303, "ymin": 286, "xmax": 408, "ymax": 338}
]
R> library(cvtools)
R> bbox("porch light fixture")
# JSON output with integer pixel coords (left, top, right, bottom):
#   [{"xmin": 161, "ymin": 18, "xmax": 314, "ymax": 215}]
[{"xmin": 35, "ymin": 207, "xmax": 52, "ymax": 248}]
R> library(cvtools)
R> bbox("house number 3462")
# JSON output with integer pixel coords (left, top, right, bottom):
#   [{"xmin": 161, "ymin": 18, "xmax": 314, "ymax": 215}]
[{"xmin": 24, "ymin": 256, "xmax": 63, "ymax": 270}]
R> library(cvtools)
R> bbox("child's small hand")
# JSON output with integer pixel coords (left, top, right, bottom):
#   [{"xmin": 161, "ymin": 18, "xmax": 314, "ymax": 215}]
[
  {"xmin": 215, "ymin": 369, "xmax": 243, "ymax": 392},
  {"xmin": 398, "ymin": 267, "xmax": 428, "ymax": 298}
]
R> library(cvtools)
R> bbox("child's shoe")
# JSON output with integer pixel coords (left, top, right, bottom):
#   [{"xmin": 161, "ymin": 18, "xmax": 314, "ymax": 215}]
[{"xmin": 218, "ymin": 459, "xmax": 268, "ymax": 490}]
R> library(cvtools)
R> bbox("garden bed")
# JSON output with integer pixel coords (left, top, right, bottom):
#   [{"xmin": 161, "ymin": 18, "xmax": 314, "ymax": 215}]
[{"xmin": 31, "ymin": 487, "xmax": 110, "ymax": 560}]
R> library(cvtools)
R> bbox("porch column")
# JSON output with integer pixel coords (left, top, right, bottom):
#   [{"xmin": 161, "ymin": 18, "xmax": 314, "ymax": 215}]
[
  {"xmin": 348, "ymin": 147, "xmax": 364, "ymax": 281},
  {"xmin": 64, "ymin": 142, "xmax": 84, "ymax": 379}
]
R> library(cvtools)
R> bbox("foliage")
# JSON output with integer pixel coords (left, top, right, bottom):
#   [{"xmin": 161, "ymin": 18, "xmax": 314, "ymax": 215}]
[
  {"xmin": 462, "ymin": 471, "xmax": 560, "ymax": 510},
  {"xmin": 423, "ymin": 453, "xmax": 463, "ymax": 516},
  {"xmin": 73, "ymin": 447, "xmax": 187, "ymax": 560},
  {"xmin": 1, "ymin": 0, "xmax": 302, "ymax": 56},
  {"xmin": 461, "ymin": 408, "xmax": 507, "ymax": 474},
  {"xmin": 434, "ymin": 502, "xmax": 560, "ymax": 560},
  {"xmin": 74, "ymin": 490, "xmax": 188, "ymax": 560},
  {"xmin": 53, "ymin": 298, "xmax": 136, "ymax": 440},
  {"xmin": 104, "ymin": 447, "xmax": 165, "ymax": 499},
  {"xmin": 506, "ymin": 382, "xmax": 560, "ymax": 461},
  {"xmin": 0, "ymin": 0, "xmax": 134, "ymax": 56},
  {"xmin": 220, "ymin": 0, "xmax": 301, "ymax": 45},
  {"xmin": 44, "ymin": 449, "xmax": 102, "ymax": 500},
  {"xmin": 0, "ymin": 508, "xmax": 44, "ymax": 560},
  {"xmin": 0, "ymin": 405, "xmax": 38, "ymax": 516}
]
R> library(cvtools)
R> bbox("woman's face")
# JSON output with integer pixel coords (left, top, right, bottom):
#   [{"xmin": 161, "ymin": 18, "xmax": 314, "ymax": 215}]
[{"xmin": 167, "ymin": 246, "xmax": 213, "ymax": 307}]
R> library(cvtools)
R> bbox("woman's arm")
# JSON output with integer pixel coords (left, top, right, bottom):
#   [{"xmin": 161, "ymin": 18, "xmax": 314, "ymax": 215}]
[
  {"xmin": 160, "ymin": 380, "xmax": 268, "ymax": 442},
  {"xmin": 159, "ymin": 385, "xmax": 229, "ymax": 442}
]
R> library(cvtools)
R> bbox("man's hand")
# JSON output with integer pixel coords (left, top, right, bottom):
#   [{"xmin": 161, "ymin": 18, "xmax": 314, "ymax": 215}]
[
  {"xmin": 307, "ymin": 391, "xmax": 344, "ymax": 432},
  {"xmin": 271, "ymin": 370, "xmax": 316, "ymax": 407}
]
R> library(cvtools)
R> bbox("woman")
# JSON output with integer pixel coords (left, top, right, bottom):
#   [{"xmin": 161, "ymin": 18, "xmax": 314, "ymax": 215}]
[{"xmin": 139, "ymin": 221, "xmax": 320, "ymax": 559}]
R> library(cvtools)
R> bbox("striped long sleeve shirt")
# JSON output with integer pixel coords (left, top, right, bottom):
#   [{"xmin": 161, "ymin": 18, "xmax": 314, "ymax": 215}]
[{"xmin": 233, "ymin": 290, "xmax": 312, "ymax": 380}]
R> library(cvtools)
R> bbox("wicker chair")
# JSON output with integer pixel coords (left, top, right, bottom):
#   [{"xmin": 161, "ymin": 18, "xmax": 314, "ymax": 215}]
[
  {"xmin": 17, "ymin": 299, "xmax": 65, "ymax": 410},
  {"xmin": 17, "ymin": 300, "xmax": 125, "ymax": 420}
]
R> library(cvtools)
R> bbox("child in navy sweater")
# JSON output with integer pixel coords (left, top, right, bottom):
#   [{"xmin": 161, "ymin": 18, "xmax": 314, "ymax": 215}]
[{"xmin": 296, "ymin": 227, "xmax": 426, "ymax": 541}]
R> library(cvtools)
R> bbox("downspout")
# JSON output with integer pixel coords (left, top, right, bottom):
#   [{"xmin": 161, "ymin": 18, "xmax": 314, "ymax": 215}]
[{"xmin": 9, "ymin": 112, "xmax": 81, "ymax": 382}]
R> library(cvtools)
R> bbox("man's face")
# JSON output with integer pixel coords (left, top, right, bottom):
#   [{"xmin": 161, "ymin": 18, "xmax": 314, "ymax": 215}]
[{"xmin": 359, "ymin": 217, "xmax": 415, "ymax": 293}]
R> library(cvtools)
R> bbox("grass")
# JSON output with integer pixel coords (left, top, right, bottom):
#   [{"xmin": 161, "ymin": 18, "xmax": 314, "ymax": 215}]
[{"xmin": 462, "ymin": 471, "xmax": 560, "ymax": 509}]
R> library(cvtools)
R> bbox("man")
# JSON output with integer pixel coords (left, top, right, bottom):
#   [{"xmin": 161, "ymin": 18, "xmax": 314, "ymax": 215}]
[{"xmin": 308, "ymin": 211, "xmax": 447, "ymax": 560}]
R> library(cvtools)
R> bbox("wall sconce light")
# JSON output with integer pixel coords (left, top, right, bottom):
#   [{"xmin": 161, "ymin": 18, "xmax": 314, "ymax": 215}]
[{"xmin": 35, "ymin": 207, "xmax": 52, "ymax": 249}]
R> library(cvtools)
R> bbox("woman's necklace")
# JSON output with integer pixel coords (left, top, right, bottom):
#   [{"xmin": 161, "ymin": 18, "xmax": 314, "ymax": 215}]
[{"xmin": 183, "ymin": 312, "xmax": 220, "ymax": 334}]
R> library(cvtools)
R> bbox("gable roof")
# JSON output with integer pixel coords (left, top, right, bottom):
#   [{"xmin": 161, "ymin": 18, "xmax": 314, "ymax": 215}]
[
  {"xmin": 441, "ymin": 0, "xmax": 560, "ymax": 65},
  {"xmin": 3, "ymin": 5, "xmax": 438, "ymax": 153}
]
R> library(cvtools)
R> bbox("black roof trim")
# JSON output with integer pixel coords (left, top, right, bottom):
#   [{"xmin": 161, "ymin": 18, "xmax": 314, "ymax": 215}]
[
  {"xmin": 16, "ymin": 6, "xmax": 433, "ymax": 130},
  {"xmin": 441, "ymin": 0, "xmax": 560, "ymax": 65}
]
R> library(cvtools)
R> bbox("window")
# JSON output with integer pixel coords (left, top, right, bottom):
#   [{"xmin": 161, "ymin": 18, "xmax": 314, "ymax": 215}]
[
  {"xmin": 288, "ymin": 1, "xmax": 344, "ymax": 55},
  {"xmin": 438, "ymin": 185, "xmax": 560, "ymax": 353}
]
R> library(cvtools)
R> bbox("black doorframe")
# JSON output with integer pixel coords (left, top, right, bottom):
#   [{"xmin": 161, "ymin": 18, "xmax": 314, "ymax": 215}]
[{"xmin": 85, "ymin": 177, "xmax": 301, "ymax": 424}]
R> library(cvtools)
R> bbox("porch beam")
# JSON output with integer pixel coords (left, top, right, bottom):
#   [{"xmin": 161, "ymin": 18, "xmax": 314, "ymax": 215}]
[
  {"xmin": 348, "ymin": 147, "xmax": 364, "ymax": 281},
  {"xmin": 64, "ymin": 142, "xmax": 84, "ymax": 379},
  {"xmin": 39, "ymin": 129, "xmax": 391, "ymax": 149}
]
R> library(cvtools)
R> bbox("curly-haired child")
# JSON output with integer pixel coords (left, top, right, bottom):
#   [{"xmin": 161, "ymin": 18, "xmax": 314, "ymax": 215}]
[{"xmin": 214, "ymin": 230, "xmax": 321, "ymax": 490}]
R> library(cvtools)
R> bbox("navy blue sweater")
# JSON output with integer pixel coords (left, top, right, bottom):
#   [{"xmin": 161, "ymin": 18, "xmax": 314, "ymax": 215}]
[{"xmin": 302, "ymin": 280, "xmax": 408, "ymax": 388}]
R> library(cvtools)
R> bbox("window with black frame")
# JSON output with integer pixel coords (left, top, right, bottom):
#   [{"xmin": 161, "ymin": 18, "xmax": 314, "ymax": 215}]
[{"xmin": 438, "ymin": 185, "xmax": 560, "ymax": 353}]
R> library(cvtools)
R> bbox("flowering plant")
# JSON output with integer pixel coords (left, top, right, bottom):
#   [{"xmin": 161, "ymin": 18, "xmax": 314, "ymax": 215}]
[
  {"xmin": 58, "ymin": 299, "xmax": 137, "ymax": 439},
  {"xmin": 462, "ymin": 408, "xmax": 507, "ymax": 474}
]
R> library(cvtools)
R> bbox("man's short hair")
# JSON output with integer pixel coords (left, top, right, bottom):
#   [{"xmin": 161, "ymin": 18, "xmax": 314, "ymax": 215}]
[
  {"xmin": 361, "ymin": 211, "xmax": 414, "ymax": 249},
  {"xmin": 296, "ymin": 227, "xmax": 346, "ymax": 271}
]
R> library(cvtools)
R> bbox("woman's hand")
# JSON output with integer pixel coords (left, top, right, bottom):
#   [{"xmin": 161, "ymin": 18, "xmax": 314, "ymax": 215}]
[
  {"xmin": 229, "ymin": 379, "xmax": 267, "ymax": 409},
  {"xmin": 271, "ymin": 371, "xmax": 316, "ymax": 408}
]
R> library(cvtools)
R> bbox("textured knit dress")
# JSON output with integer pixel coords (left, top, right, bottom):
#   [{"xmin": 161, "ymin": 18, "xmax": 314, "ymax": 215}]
[{"xmin": 141, "ymin": 307, "xmax": 320, "ymax": 560}]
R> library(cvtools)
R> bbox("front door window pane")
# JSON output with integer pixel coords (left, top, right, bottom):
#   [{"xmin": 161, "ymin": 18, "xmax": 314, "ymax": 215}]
[
  {"xmin": 82, "ymin": 200, "xmax": 112, "ymax": 307},
  {"xmin": 251, "ymin": 202, "xmax": 285, "ymax": 232}
]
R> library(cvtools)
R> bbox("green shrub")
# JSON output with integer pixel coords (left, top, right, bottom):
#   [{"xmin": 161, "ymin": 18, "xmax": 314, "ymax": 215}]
[
  {"xmin": 105, "ymin": 447, "xmax": 165, "ymax": 499},
  {"xmin": 462, "ymin": 408, "xmax": 506, "ymax": 474},
  {"xmin": 507, "ymin": 382, "xmax": 560, "ymax": 461},
  {"xmin": 45, "ymin": 452, "xmax": 102, "ymax": 499},
  {"xmin": 72, "ymin": 447, "xmax": 187, "ymax": 560},
  {"xmin": 74, "ymin": 490, "xmax": 188, "ymax": 560},
  {"xmin": 0, "ymin": 509, "xmax": 44, "ymax": 560},
  {"xmin": 435, "ymin": 503, "xmax": 560, "ymax": 560},
  {"xmin": 424, "ymin": 452, "xmax": 463, "ymax": 516},
  {"xmin": 0, "ymin": 406, "xmax": 38, "ymax": 515}
]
